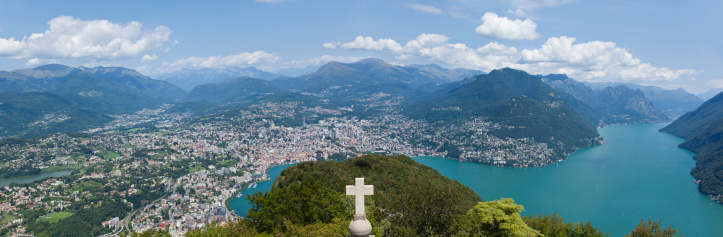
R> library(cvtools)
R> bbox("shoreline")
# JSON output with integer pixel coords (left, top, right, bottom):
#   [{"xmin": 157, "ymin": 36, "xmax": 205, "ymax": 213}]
[{"xmin": 224, "ymin": 161, "xmax": 298, "ymax": 218}]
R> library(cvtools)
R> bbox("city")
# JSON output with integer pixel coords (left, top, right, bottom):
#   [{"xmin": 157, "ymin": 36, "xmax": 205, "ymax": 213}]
[{"xmin": 0, "ymin": 96, "xmax": 559, "ymax": 236}]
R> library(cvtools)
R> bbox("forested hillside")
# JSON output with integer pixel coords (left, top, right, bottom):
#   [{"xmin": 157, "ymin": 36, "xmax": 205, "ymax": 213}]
[{"xmin": 662, "ymin": 91, "xmax": 723, "ymax": 204}]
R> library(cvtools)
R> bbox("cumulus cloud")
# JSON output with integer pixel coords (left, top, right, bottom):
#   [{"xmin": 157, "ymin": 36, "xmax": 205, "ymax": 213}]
[
  {"xmin": 520, "ymin": 36, "xmax": 638, "ymax": 66},
  {"xmin": 322, "ymin": 42, "xmax": 340, "ymax": 49},
  {"xmin": 0, "ymin": 16, "xmax": 172, "ymax": 65},
  {"xmin": 26, "ymin": 58, "xmax": 57, "ymax": 67},
  {"xmin": 510, "ymin": 0, "xmax": 577, "ymax": 11},
  {"xmin": 518, "ymin": 36, "xmax": 698, "ymax": 81},
  {"xmin": 476, "ymin": 12, "xmax": 539, "ymax": 40},
  {"xmin": 138, "ymin": 53, "xmax": 364, "ymax": 76},
  {"xmin": 408, "ymin": 3, "xmax": 443, "ymax": 15},
  {"xmin": 141, "ymin": 54, "xmax": 158, "ymax": 62},
  {"xmin": 339, "ymin": 36, "xmax": 404, "ymax": 52},
  {"xmin": 138, "ymin": 51, "xmax": 281, "ymax": 75},
  {"xmin": 324, "ymin": 34, "xmax": 698, "ymax": 82},
  {"xmin": 165, "ymin": 51, "xmax": 281, "ymax": 69},
  {"xmin": 328, "ymin": 33, "xmax": 450, "ymax": 58}
]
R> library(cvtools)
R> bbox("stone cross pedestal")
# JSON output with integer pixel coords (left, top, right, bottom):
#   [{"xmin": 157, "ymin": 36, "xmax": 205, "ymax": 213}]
[{"xmin": 346, "ymin": 177, "xmax": 374, "ymax": 237}]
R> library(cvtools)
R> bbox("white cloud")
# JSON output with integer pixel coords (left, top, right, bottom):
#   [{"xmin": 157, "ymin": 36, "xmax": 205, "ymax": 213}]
[
  {"xmin": 322, "ymin": 41, "xmax": 340, "ymax": 49},
  {"xmin": 510, "ymin": 0, "xmax": 577, "ymax": 11},
  {"xmin": 138, "ymin": 53, "xmax": 365, "ymax": 76},
  {"xmin": 520, "ymin": 36, "xmax": 638, "ymax": 66},
  {"xmin": 339, "ymin": 36, "xmax": 404, "ymax": 52},
  {"xmin": 166, "ymin": 51, "xmax": 281, "ymax": 69},
  {"xmin": 408, "ymin": 3, "xmax": 443, "ymax": 15},
  {"xmin": 329, "ymin": 33, "xmax": 449, "ymax": 57},
  {"xmin": 0, "ymin": 16, "xmax": 172, "ymax": 64},
  {"xmin": 324, "ymin": 34, "xmax": 699, "ymax": 82},
  {"xmin": 476, "ymin": 12, "xmax": 539, "ymax": 40},
  {"xmin": 477, "ymin": 42, "xmax": 519, "ymax": 55},
  {"xmin": 138, "ymin": 51, "xmax": 281, "ymax": 75},
  {"xmin": 705, "ymin": 79, "xmax": 723, "ymax": 89},
  {"xmin": 141, "ymin": 54, "xmax": 158, "ymax": 62},
  {"xmin": 26, "ymin": 58, "xmax": 57, "ymax": 67}
]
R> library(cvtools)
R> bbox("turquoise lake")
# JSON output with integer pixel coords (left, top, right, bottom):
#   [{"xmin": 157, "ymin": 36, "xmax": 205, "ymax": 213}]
[
  {"xmin": 228, "ymin": 163, "xmax": 295, "ymax": 218},
  {"xmin": 230, "ymin": 123, "xmax": 723, "ymax": 236}
]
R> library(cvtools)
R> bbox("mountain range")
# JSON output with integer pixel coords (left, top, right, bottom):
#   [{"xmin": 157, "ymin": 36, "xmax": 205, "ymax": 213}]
[
  {"xmin": 156, "ymin": 67, "xmax": 286, "ymax": 90},
  {"xmin": 178, "ymin": 58, "xmax": 482, "ymax": 105},
  {"xmin": 404, "ymin": 68, "xmax": 601, "ymax": 159},
  {"xmin": 0, "ymin": 65, "xmax": 186, "ymax": 137},
  {"xmin": 587, "ymin": 81, "xmax": 703, "ymax": 118},
  {"xmin": 698, "ymin": 89, "xmax": 723, "ymax": 101},
  {"xmin": 541, "ymin": 74, "xmax": 670, "ymax": 125},
  {"xmin": 4, "ymin": 64, "xmax": 185, "ymax": 101},
  {"xmin": 272, "ymin": 58, "xmax": 478, "ymax": 94},
  {"xmin": 661, "ymin": 91, "xmax": 723, "ymax": 204},
  {"xmin": 0, "ymin": 58, "xmax": 705, "ymax": 148}
]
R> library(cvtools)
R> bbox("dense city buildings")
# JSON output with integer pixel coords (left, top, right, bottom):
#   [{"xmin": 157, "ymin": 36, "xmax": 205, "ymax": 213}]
[{"xmin": 0, "ymin": 99, "xmax": 558, "ymax": 236}]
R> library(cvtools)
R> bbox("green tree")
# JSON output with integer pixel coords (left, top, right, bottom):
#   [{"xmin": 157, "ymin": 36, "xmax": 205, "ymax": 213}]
[
  {"xmin": 625, "ymin": 218, "xmax": 679, "ymax": 237},
  {"xmin": 523, "ymin": 213, "xmax": 608, "ymax": 237},
  {"xmin": 246, "ymin": 177, "xmax": 347, "ymax": 233},
  {"xmin": 452, "ymin": 198, "xmax": 542, "ymax": 237},
  {"xmin": 185, "ymin": 221, "xmax": 269, "ymax": 237}
]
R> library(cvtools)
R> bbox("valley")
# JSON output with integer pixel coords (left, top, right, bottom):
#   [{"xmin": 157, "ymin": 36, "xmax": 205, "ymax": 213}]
[{"xmin": 0, "ymin": 59, "xmax": 715, "ymax": 236}]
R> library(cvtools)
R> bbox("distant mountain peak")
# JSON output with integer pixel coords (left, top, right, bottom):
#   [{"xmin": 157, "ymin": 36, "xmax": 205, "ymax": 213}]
[
  {"xmin": 316, "ymin": 61, "xmax": 356, "ymax": 72},
  {"xmin": 541, "ymin": 74, "xmax": 571, "ymax": 81},
  {"xmin": 354, "ymin": 58, "xmax": 389, "ymax": 65},
  {"xmin": 489, "ymin": 67, "xmax": 525, "ymax": 75},
  {"xmin": 33, "ymin": 64, "xmax": 72, "ymax": 71},
  {"xmin": 13, "ymin": 64, "xmax": 78, "ymax": 78}
]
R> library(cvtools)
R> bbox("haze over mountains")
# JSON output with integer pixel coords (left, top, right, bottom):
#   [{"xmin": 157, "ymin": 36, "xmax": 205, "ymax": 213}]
[
  {"xmin": 0, "ymin": 64, "xmax": 185, "ymax": 137},
  {"xmin": 2, "ymin": 57, "xmax": 722, "ymax": 206},
  {"xmin": 587, "ymin": 81, "xmax": 704, "ymax": 118},
  {"xmin": 156, "ymin": 67, "xmax": 286, "ymax": 91},
  {"xmin": 541, "ymin": 74, "xmax": 672, "ymax": 125},
  {"xmin": 0, "ymin": 58, "xmax": 708, "ymax": 142}
]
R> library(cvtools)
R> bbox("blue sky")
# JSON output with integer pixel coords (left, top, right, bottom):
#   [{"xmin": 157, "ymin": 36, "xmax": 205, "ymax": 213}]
[{"xmin": 0, "ymin": 0, "xmax": 721, "ymax": 94}]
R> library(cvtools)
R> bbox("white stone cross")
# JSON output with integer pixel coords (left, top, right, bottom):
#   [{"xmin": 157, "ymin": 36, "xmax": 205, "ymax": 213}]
[{"xmin": 346, "ymin": 177, "xmax": 374, "ymax": 215}]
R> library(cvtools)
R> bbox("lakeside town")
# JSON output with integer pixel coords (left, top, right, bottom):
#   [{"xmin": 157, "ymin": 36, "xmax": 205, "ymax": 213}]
[{"xmin": 0, "ymin": 98, "xmax": 558, "ymax": 236}]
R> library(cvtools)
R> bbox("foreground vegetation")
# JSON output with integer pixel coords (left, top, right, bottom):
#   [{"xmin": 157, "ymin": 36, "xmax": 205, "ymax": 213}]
[{"xmin": 127, "ymin": 155, "xmax": 678, "ymax": 237}]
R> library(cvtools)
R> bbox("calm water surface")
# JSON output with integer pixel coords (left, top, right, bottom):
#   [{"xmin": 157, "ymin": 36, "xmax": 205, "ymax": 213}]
[
  {"xmin": 228, "ymin": 163, "xmax": 295, "ymax": 218},
  {"xmin": 231, "ymin": 123, "xmax": 723, "ymax": 236},
  {"xmin": 0, "ymin": 171, "xmax": 72, "ymax": 188}
]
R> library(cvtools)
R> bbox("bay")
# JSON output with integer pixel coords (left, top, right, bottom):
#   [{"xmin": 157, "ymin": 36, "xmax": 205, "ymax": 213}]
[
  {"xmin": 230, "ymin": 123, "xmax": 723, "ymax": 236},
  {"xmin": 0, "ymin": 171, "xmax": 72, "ymax": 188},
  {"xmin": 413, "ymin": 123, "xmax": 723, "ymax": 236},
  {"xmin": 228, "ymin": 163, "xmax": 295, "ymax": 218}
]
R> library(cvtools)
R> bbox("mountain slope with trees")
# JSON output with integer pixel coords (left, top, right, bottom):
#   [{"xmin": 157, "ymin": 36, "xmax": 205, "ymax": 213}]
[
  {"xmin": 0, "ymin": 92, "xmax": 112, "ymax": 137},
  {"xmin": 157, "ymin": 66, "xmax": 285, "ymax": 90},
  {"xmin": 0, "ymin": 64, "xmax": 184, "ymax": 137},
  {"xmin": 184, "ymin": 77, "xmax": 284, "ymax": 104},
  {"xmin": 662, "ymin": 91, "xmax": 723, "ymax": 203},
  {"xmin": 405, "ymin": 68, "xmax": 602, "ymax": 160}
]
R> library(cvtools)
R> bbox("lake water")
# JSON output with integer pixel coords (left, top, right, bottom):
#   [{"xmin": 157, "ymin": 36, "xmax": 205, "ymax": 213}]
[
  {"xmin": 228, "ymin": 164, "xmax": 296, "ymax": 218},
  {"xmin": 0, "ymin": 171, "xmax": 72, "ymax": 188},
  {"xmin": 230, "ymin": 123, "xmax": 723, "ymax": 236}
]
